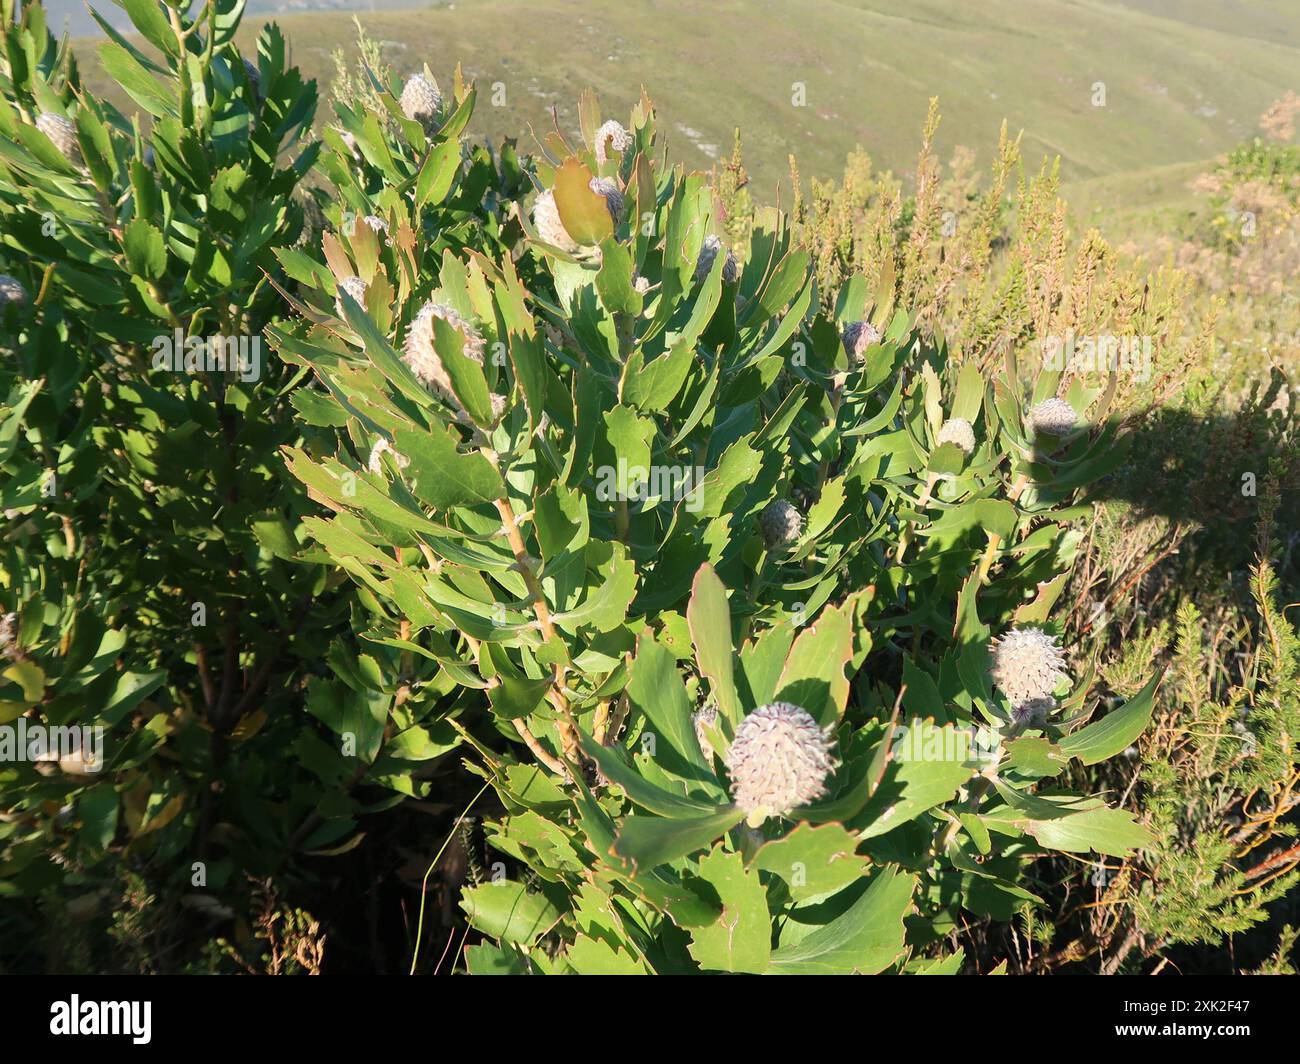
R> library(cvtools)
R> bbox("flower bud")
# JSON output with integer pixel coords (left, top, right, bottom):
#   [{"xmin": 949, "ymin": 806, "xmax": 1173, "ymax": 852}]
[
  {"xmin": 402, "ymin": 299, "xmax": 488, "ymax": 409},
  {"xmin": 0, "ymin": 275, "xmax": 28, "ymax": 308},
  {"xmin": 335, "ymin": 275, "xmax": 368, "ymax": 317},
  {"xmin": 760, "ymin": 498, "xmax": 803, "ymax": 548},
  {"xmin": 695, "ymin": 234, "xmax": 739, "ymax": 284}
]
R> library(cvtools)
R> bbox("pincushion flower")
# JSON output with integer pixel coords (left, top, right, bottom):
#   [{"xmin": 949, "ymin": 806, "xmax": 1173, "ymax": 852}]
[
  {"xmin": 692, "ymin": 704, "xmax": 718, "ymax": 762},
  {"xmin": 36, "ymin": 112, "xmax": 82, "ymax": 167},
  {"xmin": 937, "ymin": 417, "xmax": 976, "ymax": 454},
  {"xmin": 841, "ymin": 320, "xmax": 881, "ymax": 359},
  {"xmin": 367, "ymin": 437, "xmax": 410, "ymax": 475},
  {"xmin": 403, "ymin": 300, "xmax": 502, "ymax": 418},
  {"xmin": 694, "ymin": 235, "xmax": 739, "ymax": 284},
  {"xmin": 990, "ymin": 627, "xmax": 1068, "ymax": 708},
  {"xmin": 400, "ymin": 73, "xmax": 442, "ymax": 131},
  {"xmin": 1029, "ymin": 398, "xmax": 1077, "ymax": 436},
  {"xmin": 725, "ymin": 702, "xmax": 837, "ymax": 820},
  {"xmin": 594, "ymin": 119, "xmax": 632, "ymax": 166},
  {"xmin": 335, "ymin": 276, "xmax": 368, "ymax": 317},
  {"xmin": 760, "ymin": 499, "xmax": 803, "ymax": 548}
]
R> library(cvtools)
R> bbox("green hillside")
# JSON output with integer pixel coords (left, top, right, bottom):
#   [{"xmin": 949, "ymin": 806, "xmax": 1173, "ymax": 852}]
[{"xmin": 71, "ymin": 0, "xmax": 1299, "ymax": 206}]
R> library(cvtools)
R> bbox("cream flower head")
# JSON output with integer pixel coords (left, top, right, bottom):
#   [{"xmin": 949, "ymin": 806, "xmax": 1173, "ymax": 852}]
[
  {"xmin": 594, "ymin": 119, "xmax": 632, "ymax": 166},
  {"xmin": 1028, "ymin": 398, "xmax": 1077, "ymax": 436},
  {"xmin": 335, "ymin": 275, "xmax": 368, "ymax": 318},
  {"xmin": 399, "ymin": 72, "xmax": 442, "ymax": 131},
  {"xmin": 532, "ymin": 189, "xmax": 579, "ymax": 253},
  {"xmin": 725, "ymin": 702, "xmax": 837, "ymax": 821},
  {"xmin": 990, "ymin": 627, "xmax": 1068, "ymax": 709},
  {"xmin": 841, "ymin": 320, "xmax": 881, "ymax": 360},
  {"xmin": 36, "ymin": 112, "xmax": 82, "ymax": 167},
  {"xmin": 937, "ymin": 417, "xmax": 976, "ymax": 455},
  {"xmin": 402, "ymin": 300, "xmax": 490, "ymax": 412}
]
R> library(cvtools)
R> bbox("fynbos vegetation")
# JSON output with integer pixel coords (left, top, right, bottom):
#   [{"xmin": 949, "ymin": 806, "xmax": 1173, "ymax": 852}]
[{"xmin": 1, "ymin": 0, "xmax": 1295, "ymax": 976}]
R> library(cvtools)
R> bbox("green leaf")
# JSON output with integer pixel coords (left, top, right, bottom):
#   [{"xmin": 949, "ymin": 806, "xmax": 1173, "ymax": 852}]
[
  {"xmin": 687, "ymin": 848, "xmax": 772, "ymax": 973},
  {"xmin": 751, "ymin": 822, "xmax": 868, "ymax": 902},
  {"xmin": 576, "ymin": 731, "xmax": 716, "ymax": 817},
  {"xmin": 553, "ymin": 157, "xmax": 615, "ymax": 246},
  {"xmin": 123, "ymin": 218, "xmax": 167, "ymax": 281},
  {"xmin": 768, "ymin": 867, "xmax": 916, "ymax": 974},
  {"xmin": 460, "ymin": 881, "xmax": 561, "ymax": 945},
  {"xmin": 596, "ymin": 237, "xmax": 641, "ymax": 317},
  {"xmin": 1003, "ymin": 736, "xmax": 1067, "ymax": 777},
  {"xmin": 97, "ymin": 41, "xmax": 176, "ymax": 117},
  {"xmin": 985, "ymin": 792, "xmax": 1153, "ymax": 858},
  {"xmin": 393, "ymin": 422, "xmax": 504, "ymax": 509},
  {"xmin": 773, "ymin": 601, "xmax": 853, "ymax": 726},
  {"xmin": 855, "ymin": 723, "xmax": 979, "ymax": 838},
  {"xmin": 1059, "ymin": 671, "xmax": 1162, "ymax": 765},
  {"xmin": 624, "ymin": 632, "xmax": 704, "ymax": 770},
  {"xmin": 612, "ymin": 807, "xmax": 745, "ymax": 871},
  {"xmin": 687, "ymin": 564, "xmax": 740, "ymax": 726},
  {"xmin": 566, "ymin": 935, "xmax": 651, "ymax": 974}
]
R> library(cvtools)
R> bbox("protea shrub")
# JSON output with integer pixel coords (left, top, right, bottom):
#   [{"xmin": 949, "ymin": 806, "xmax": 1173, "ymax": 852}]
[{"xmin": 0, "ymin": 0, "xmax": 1163, "ymax": 977}]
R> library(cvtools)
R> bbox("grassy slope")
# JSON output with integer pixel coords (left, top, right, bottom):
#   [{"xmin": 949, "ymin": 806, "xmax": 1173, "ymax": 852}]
[{"xmin": 71, "ymin": 0, "xmax": 1299, "ymax": 221}]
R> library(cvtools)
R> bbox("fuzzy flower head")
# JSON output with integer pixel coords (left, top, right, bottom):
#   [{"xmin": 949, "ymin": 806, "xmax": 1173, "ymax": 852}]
[
  {"xmin": 36, "ymin": 112, "xmax": 82, "ymax": 167},
  {"xmin": 367, "ymin": 437, "xmax": 410, "ymax": 475},
  {"xmin": 0, "ymin": 275, "xmax": 28, "ymax": 308},
  {"xmin": 532, "ymin": 189, "xmax": 579, "ymax": 253},
  {"xmin": 841, "ymin": 320, "xmax": 881, "ymax": 360},
  {"xmin": 594, "ymin": 119, "xmax": 632, "ymax": 166},
  {"xmin": 335, "ymin": 275, "xmax": 368, "ymax": 318},
  {"xmin": 361, "ymin": 214, "xmax": 389, "ymax": 236},
  {"xmin": 760, "ymin": 498, "xmax": 803, "ymax": 549},
  {"xmin": 1028, "ymin": 398, "xmax": 1077, "ymax": 437},
  {"xmin": 725, "ymin": 702, "xmax": 837, "ymax": 820},
  {"xmin": 990, "ymin": 627, "xmax": 1068, "ymax": 709},
  {"xmin": 402, "ymin": 299, "xmax": 487, "ymax": 408},
  {"xmin": 399, "ymin": 72, "xmax": 442, "ymax": 131},
  {"xmin": 936, "ymin": 417, "xmax": 976, "ymax": 455},
  {"xmin": 589, "ymin": 176, "xmax": 625, "ymax": 223},
  {"xmin": 692, "ymin": 704, "xmax": 719, "ymax": 762},
  {"xmin": 0, "ymin": 611, "xmax": 18, "ymax": 661},
  {"xmin": 694, "ymin": 234, "xmax": 739, "ymax": 284}
]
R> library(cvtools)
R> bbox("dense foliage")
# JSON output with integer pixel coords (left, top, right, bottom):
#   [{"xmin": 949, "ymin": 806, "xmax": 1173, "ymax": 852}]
[{"xmin": 1, "ymin": 0, "xmax": 1294, "ymax": 974}]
